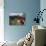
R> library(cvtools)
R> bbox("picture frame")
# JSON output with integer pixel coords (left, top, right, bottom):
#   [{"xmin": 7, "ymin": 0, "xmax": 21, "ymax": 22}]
[{"xmin": 9, "ymin": 12, "xmax": 25, "ymax": 25}]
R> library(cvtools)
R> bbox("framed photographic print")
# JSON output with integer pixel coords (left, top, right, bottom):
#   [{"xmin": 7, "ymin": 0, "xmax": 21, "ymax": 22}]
[{"xmin": 9, "ymin": 13, "xmax": 25, "ymax": 25}]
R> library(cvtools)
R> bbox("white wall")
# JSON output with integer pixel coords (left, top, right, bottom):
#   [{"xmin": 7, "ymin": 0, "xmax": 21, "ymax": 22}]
[
  {"xmin": 0, "ymin": 0, "xmax": 4, "ymax": 42},
  {"xmin": 40, "ymin": 0, "xmax": 46, "ymax": 27}
]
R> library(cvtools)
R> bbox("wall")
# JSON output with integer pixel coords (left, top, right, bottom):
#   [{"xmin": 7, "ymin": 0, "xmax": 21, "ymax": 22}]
[
  {"xmin": 40, "ymin": 0, "xmax": 46, "ymax": 27},
  {"xmin": 4, "ymin": 0, "xmax": 40, "ymax": 42},
  {"xmin": 0, "ymin": 1, "xmax": 4, "ymax": 42}
]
